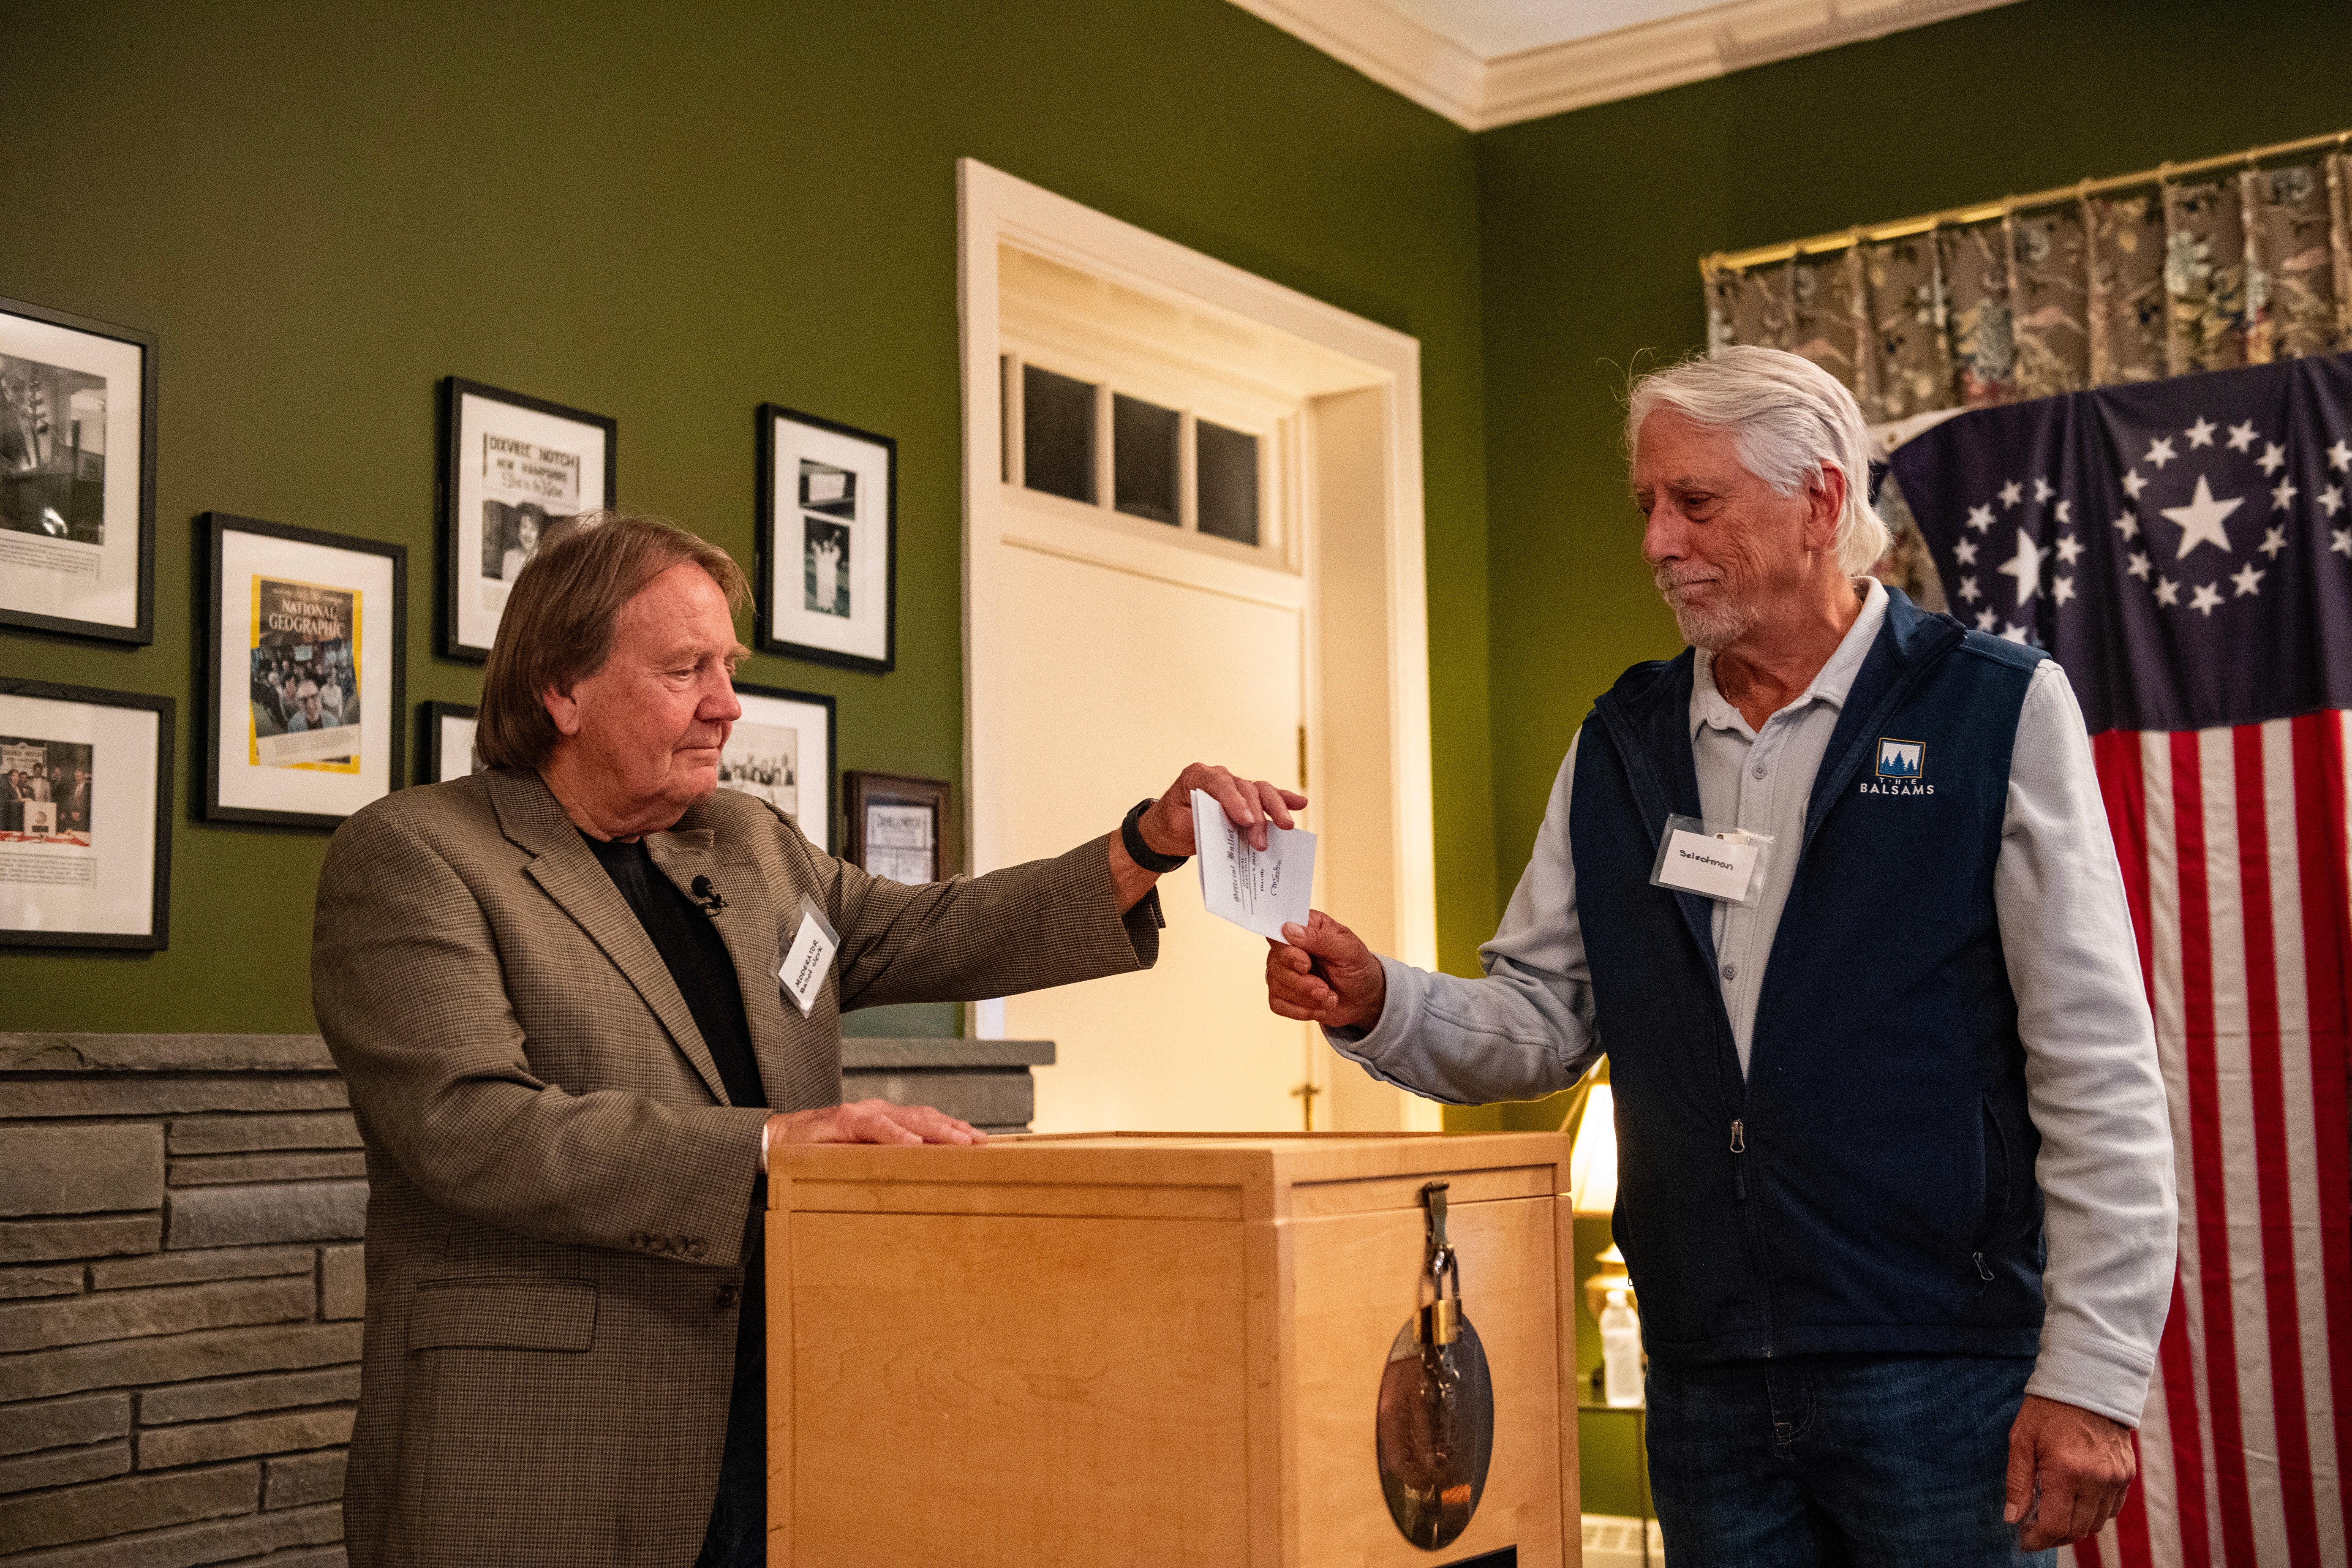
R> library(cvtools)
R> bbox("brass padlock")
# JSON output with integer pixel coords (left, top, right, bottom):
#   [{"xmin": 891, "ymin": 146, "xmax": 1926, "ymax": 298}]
[{"xmin": 1418, "ymin": 1297, "xmax": 1459, "ymax": 1346}]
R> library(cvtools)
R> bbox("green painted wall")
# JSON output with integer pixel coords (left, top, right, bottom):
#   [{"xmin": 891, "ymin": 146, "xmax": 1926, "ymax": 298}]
[
  {"xmin": 1475, "ymin": 0, "xmax": 2352, "ymax": 907},
  {"xmin": 0, "ymin": 1, "xmax": 1497, "ymax": 1032},
  {"xmin": 16, "ymin": 0, "xmax": 2342, "ymax": 1062}
]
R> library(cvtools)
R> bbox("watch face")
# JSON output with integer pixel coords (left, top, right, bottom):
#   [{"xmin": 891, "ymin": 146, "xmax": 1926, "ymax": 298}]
[{"xmin": 1375, "ymin": 1309, "xmax": 1495, "ymax": 1550}]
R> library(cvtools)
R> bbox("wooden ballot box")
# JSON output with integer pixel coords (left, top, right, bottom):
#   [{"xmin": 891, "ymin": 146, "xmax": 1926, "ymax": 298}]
[{"xmin": 766, "ymin": 1130, "xmax": 1580, "ymax": 1567}]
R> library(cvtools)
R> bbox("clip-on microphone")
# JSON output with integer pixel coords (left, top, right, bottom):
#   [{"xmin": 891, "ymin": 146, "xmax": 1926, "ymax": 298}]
[{"xmin": 689, "ymin": 875, "xmax": 727, "ymax": 915}]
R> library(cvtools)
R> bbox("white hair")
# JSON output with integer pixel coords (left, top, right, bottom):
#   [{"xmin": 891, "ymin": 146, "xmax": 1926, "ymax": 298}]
[{"xmin": 1626, "ymin": 346, "xmax": 1891, "ymax": 576}]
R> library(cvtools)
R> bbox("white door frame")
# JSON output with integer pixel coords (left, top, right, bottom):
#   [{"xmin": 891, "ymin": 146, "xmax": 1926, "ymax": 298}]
[{"xmin": 956, "ymin": 158, "xmax": 1438, "ymax": 1040}]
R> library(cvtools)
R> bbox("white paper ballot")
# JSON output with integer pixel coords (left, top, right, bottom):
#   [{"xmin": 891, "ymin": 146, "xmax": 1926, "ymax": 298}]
[
  {"xmin": 1191, "ymin": 788, "xmax": 1315, "ymax": 940},
  {"xmin": 1657, "ymin": 828, "xmax": 1760, "ymax": 902}
]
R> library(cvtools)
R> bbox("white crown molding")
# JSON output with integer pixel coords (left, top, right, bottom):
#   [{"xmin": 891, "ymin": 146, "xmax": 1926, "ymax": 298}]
[{"xmin": 1228, "ymin": 0, "xmax": 2025, "ymax": 130}]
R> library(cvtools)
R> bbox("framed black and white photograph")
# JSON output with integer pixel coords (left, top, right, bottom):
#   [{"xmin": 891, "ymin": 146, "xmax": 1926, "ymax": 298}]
[
  {"xmin": 756, "ymin": 404, "xmax": 894, "ymax": 674},
  {"xmin": 0, "ymin": 680, "xmax": 172, "ymax": 949},
  {"xmin": 439, "ymin": 378, "xmax": 615, "ymax": 662},
  {"xmin": 202, "ymin": 512, "xmax": 405, "ymax": 829},
  {"xmin": 844, "ymin": 771, "xmax": 954, "ymax": 886},
  {"xmin": 0, "ymin": 297, "xmax": 156, "ymax": 644},
  {"xmin": 716, "ymin": 682, "xmax": 835, "ymax": 852},
  {"xmin": 418, "ymin": 701, "xmax": 483, "ymax": 785}
]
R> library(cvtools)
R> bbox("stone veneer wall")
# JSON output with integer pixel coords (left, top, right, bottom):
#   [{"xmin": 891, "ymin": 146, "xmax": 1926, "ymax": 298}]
[
  {"xmin": 0, "ymin": 1031, "xmax": 1050, "ymax": 1565},
  {"xmin": 0, "ymin": 1033, "xmax": 364, "ymax": 1567}
]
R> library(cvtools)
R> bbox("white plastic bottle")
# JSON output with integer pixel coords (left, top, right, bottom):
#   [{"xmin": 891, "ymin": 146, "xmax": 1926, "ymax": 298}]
[{"xmin": 1600, "ymin": 1289, "xmax": 1643, "ymax": 1407}]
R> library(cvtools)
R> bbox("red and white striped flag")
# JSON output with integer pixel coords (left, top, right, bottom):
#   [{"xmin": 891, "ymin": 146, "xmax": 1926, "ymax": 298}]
[
  {"xmin": 2066, "ymin": 716, "xmax": 2352, "ymax": 1568},
  {"xmin": 1889, "ymin": 356, "xmax": 2352, "ymax": 1565}
]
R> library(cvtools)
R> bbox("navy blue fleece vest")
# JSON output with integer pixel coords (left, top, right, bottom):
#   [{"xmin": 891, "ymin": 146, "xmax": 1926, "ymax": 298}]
[{"xmin": 1569, "ymin": 590, "xmax": 2048, "ymax": 1363}]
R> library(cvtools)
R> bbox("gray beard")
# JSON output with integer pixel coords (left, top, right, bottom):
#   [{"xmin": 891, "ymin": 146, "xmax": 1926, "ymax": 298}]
[{"xmin": 1665, "ymin": 590, "xmax": 1760, "ymax": 651}]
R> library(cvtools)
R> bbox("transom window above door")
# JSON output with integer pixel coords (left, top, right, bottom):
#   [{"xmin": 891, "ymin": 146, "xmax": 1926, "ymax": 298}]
[{"xmin": 999, "ymin": 349, "xmax": 1287, "ymax": 566}]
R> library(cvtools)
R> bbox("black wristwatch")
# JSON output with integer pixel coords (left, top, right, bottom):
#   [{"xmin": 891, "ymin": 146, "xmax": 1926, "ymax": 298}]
[{"xmin": 1120, "ymin": 798, "xmax": 1190, "ymax": 874}]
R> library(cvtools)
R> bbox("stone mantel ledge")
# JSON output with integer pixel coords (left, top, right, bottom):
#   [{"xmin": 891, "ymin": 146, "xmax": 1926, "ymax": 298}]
[
  {"xmin": 0, "ymin": 1032, "xmax": 1054, "ymax": 1074},
  {"xmin": 839, "ymin": 1037, "xmax": 1055, "ymax": 1070},
  {"xmin": 0, "ymin": 1032, "xmax": 338, "ymax": 1074}
]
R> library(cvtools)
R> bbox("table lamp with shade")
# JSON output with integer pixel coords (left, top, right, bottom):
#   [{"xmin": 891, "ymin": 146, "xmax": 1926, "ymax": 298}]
[{"xmin": 1568, "ymin": 1075, "xmax": 1637, "ymax": 1325}]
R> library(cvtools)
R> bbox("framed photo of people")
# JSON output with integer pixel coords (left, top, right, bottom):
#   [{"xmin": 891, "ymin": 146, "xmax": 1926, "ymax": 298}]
[
  {"xmin": 201, "ymin": 513, "xmax": 405, "ymax": 829},
  {"xmin": 0, "ymin": 679, "xmax": 173, "ymax": 949},
  {"xmin": 439, "ymin": 377, "xmax": 615, "ymax": 662},
  {"xmin": 418, "ymin": 701, "xmax": 483, "ymax": 784},
  {"xmin": 715, "ymin": 683, "xmax": 834, "ymax": 852},
  {"xmin": 756, "ymin": 404, "xmax": 895, "ymax": 674},
  {"xmin": 844, "ymin": 770, "xmax": 953, "ymax": 886},
  {"xmin": 0, "ymin": 297, "xmax": 156, "ymax": 644}
]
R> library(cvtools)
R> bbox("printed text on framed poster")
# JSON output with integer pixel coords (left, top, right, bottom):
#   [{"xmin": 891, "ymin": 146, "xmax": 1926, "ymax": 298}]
[
  {"xmin": 203, "ymin": 513, "xmax": 405, "ymax": 828},
  {"xmin": 0, "ymin": 680, "xmax": 172, "ymax": 948},
  {"xmin": 439, "ymin": 378, "xmax": 615, "ymax": 661}
]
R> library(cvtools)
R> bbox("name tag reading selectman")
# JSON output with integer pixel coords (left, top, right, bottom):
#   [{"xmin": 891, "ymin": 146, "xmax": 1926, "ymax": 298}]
[
  {"xmin": 1650, "ymin": 814, "xmax": 1772, "ymax": 904},
  {"xmin": 778, "ymin": 896, "xmax": 840, "ymax": 1017}
]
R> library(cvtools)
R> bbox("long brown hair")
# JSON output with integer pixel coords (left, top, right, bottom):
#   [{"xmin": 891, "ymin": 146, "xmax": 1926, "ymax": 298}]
[{"xmin": 473, "ymin": 511, "xmax": 749, "ymax": 772}]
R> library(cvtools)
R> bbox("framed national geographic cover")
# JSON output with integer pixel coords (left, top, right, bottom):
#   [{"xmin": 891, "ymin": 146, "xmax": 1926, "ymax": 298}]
[
  {"xmin": 756, "ymin": 404, "xmax": 895, "ymax": 674},
  {"xmin": 417, "ymin": 700, "xmax": 482, "ymax": 785},
  {"xmin": 715, "ymin": 682, "xmax": 835, "ymax": 853},
  {"xmin": 438, "ymin": 377, "xmax": 615, "ymax": 662},
  {"xmin": 201, "ymin": 513, "xmax": 405, "ymax": 829},
  {"xmin": 843, "ymin": 770, "xmax": 953, "ymax": 886},
  {"xmin": 0, "ymin": 297, "xmax": 157, "ymax": 644},
  {"xmin": 0, "ymin": 679, "xmax": 173, "ymax": 949}
]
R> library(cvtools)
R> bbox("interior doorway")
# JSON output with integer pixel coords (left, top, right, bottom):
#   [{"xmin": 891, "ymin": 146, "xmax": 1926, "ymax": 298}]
[{"xmin": 958, "ymin": 161, "xmax": 1437, "ymax": 1135}]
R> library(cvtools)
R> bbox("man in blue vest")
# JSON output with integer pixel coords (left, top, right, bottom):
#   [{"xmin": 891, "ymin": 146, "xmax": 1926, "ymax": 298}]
[{"xmin": 1266, "ymin": 346, "xmax": 2176, "ymax": 1563}]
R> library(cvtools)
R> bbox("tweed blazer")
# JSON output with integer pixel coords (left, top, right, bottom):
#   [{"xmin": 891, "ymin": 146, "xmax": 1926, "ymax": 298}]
[{"xmin": 312, "ymin": 768, "xmax": 1154, "ymax": 1568}]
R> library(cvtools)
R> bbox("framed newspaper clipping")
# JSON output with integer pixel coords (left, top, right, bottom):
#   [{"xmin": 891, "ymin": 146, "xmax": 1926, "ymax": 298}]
[
  {"xmin": 0, "ymin": 679, "xmax": 173, "ymax": 949},
  {"xmin": 201, "ymin": 512, "xmax": 406, "ymax": 829},
  {"xmin": 438, "ymin": 377, "xmax": 615, "ymax": 662},
  {"xmin": 843, "ymin": 770, "xmax": 953, "ymax": 885},
  {"xmin": 0, "ymin": 297, "xmax": 157, "ymax": 643},
  {"xmin": 755, "ymin": 404, "xmax": 895, "ymax": 674}
]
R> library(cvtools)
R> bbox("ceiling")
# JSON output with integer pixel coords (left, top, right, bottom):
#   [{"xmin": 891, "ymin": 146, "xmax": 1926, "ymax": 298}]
[
  {"xmin": 1226, "ymin": 0, "xmax": 2025, "ymax": 130},
  {"xmin": 1380, "ymin": 0, "xmax": 1755, "ymax": 57}
]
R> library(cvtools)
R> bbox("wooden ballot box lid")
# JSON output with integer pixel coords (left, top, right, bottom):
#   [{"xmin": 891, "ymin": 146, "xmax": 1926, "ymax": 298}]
[
  {"xmin": 768, "ymin": 1131, "xmax": 1581, "ymax": 1568},
  {"xmin": 770, "ymin": 1128, "xmax": 1575, "ymax": 1219}
]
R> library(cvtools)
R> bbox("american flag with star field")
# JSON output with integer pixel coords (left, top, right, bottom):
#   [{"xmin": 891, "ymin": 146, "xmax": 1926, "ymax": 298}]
[{"xmin": 1892, "ymin": 354, "xmax": 2352, "ymax": 1568}]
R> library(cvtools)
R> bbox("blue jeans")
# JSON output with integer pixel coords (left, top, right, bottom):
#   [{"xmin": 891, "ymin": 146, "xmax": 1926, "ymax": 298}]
[{"xmin": 1644, "ymin": 1354, "xmax": 2054, "ymax": 1567}]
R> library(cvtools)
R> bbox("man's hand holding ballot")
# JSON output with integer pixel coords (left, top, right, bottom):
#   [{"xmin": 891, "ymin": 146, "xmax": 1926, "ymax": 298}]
[
  {"xmin": 1265, "ymin": 909, "xmax": 1385, "ymax": 1031},
  {"xmin": 1110, "ymin": 762, "xmax": 1308, "ymax": 909}
]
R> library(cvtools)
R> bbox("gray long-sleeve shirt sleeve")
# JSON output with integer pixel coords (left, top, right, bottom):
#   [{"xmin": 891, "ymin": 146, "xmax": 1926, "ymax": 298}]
[
  {"xmin": 1996, "ymin": 668, "xmax": 2178, "ymax": 1424},
  {"xmin": 1327, "ymin": 662, "xmax": 2177, "ymax": 1429}
]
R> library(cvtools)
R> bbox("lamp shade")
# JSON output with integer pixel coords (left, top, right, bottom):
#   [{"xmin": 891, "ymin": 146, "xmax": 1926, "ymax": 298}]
[{"xmin": 1568, "ymin": 1081, "xmax": 1618, "ymax": 1217}]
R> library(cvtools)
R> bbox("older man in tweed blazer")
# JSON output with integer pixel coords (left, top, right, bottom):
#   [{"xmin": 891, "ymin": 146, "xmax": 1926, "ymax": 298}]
[{"xmin": 313, "ymin": 513, "xmax": 1299, "ymax": 1568}]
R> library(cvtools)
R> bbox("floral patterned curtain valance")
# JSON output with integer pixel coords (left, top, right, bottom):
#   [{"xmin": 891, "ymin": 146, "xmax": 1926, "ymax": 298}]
[{"xmin": 1701, "ymin": 132, "xmax": 2352, "ymax": 426}]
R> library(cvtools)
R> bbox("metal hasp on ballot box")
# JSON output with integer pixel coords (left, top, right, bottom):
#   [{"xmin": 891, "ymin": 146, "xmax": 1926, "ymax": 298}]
[{"xmin": 1378, "ymin": 1181, "xmax": 1497, "ymax": 1549}]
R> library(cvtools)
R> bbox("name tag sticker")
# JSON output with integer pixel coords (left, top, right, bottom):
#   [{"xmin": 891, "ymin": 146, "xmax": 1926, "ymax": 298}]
[
  {"xmin": 1650, "ymin": 814, "xmax": 1772, "ymax": 904},
  {"xmin": 778, "ymin": 896, "xmax": 840, "ymax": 1017}
]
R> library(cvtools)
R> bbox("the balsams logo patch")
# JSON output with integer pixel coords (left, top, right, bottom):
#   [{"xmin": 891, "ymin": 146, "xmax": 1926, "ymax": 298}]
[
  {"xmin": 1862, "ymin": 737, "xmax": 1933, "ymax": 796},
  {"xmin": 1876, "ymin": 738, "xmax": 1924, "ymax": 778}
]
